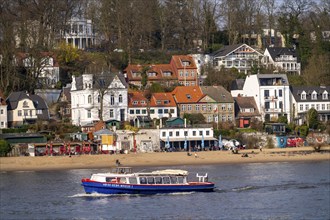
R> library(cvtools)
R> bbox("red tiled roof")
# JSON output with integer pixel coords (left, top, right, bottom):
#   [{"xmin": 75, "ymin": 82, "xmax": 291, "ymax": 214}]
[
  {"xmin": 128, "ymin": 92, "xmax": 148, "ymax": 108},
  {"xmin": 150, "ymin": 93, "xmax": 176, "ymax": 107},
  {"xmin": 170, "ymin": 55, "xmax": 197, "ymax": 69},
  {"xmin": 171, "ymin": 86, "xmax": 204, "ymax": 103},
  {"xmin": 124, "ymin": 64, "xmax": 177, "ymax": 82}
]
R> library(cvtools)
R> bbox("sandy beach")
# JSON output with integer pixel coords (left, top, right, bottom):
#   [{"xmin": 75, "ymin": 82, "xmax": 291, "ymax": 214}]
[{"xmin": 1, "ymin": 146, "xmax": 329, "ymax": 172}]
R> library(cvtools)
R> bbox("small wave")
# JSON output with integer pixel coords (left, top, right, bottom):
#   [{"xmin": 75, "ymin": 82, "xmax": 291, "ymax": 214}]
[
  {"xmin": 69, "ymin": 193, "xmax": 117, "ymax": 198},
  {"xmin": 163, "ymin": 192, "xmax": 194, "ymax": 195},
  {"xmin": 232, "ymin": 185, "xmax": 258, "ymax": 192}
]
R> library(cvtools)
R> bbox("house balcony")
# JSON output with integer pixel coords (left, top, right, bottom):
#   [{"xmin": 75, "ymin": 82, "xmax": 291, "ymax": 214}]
[
  {"xmin": 82, "ymin": 103, "xmax": 93, "ymax": 109},
  {"xmin": 275, "ymin": 57, "xmax": 297, "ymax": 62},
  {"xmin": 265, "ymin": 108, "xmax": 282, "ymax": 113},
  {"xmin": 264, "ymin": 96, "xmax": 278, "ymax": 101}
]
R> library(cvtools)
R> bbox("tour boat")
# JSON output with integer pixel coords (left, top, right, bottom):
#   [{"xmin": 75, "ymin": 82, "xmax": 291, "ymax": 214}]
[{"xmin": 81, "ymin": 167, "xmax": 215, "ymax": 194}]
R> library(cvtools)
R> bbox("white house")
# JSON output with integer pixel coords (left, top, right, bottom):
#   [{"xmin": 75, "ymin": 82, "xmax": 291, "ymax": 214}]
[
  {"xmin": 0, "ymin": 91, "xmax": 8, "ymax": 129},
  {"xmin": 19, "ymin": 52, "xmax": 60, "ymax": 88},
  {"xmin": 6, "ymin": 91, "xmax": 49, "ymax": 127},
  {"xmin": 62, "ymin": 17, "xmax": 96, "ymax": 49},
  {"xmin": 159, "ymin": 126, "xmax": 216, "ymax": 151},
  {"xmin": 232, "ymin": 74, "xmax": 292, "ymax": 122},
  {"xmin": 211, "ymin": 43, "xmax": 264, "ymax": 75},
  {"xmin": 128, "ymin": 92, "xmax": 177, "ymax": 122},
  {"xmin": 71, "ymin": 72, "xmax": 128, "ymax": 126},
  {"xmin": 263, "ymin": 47, "xmax": 301, "ymax": 75},
  {"xmin": 291, "ymin": 86, "xmax": 330, "ymax": 125}
]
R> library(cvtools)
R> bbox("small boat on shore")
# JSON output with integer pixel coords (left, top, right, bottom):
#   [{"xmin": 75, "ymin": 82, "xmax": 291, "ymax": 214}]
[{"xmin": 81, "ymin": 167, "xmax": 215, "ymax": 194}]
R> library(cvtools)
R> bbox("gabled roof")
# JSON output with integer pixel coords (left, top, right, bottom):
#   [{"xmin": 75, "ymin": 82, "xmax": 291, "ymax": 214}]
[
  {"xmin": 6, "ymin": 91, "xmax": 48, "ymax": 110},
  {"xmin": 231, "ymin": 79, "xmax": 245, "ymax": 90},
  {"xmin": 291, "ymin": 85, "xmax": 329, "ymax": 102},
  {"xmin": 234, "ymin": 96, "xmax": 258, "ymax": 109},
  {"xmin": 124, "ymin": 64, "xmax": 177, "ymax": 81},
  {"xmin": 212, "ymin": 43, "xmax": 263, "ymax": 58},
  {"xmin": 200, "ymin": 86, "xmax": 234, "ymax": 103},
  {"xmin": 6, "ymin": 91, "xmax": 49, "ymax": 119},
  {"xmin": 212, "ymin": 44, "xmax": 244, "ymax": 57},
  {"xmin": 128, "ymin": 92, "xmax": 148, "ymax": 108},
  {"xmin": 75, "ymin": 72, "xmax": 127, "ymax": 90},
  {"xmin": 150, "ymin": 93, "xmax": 176, "ymax": 107},
  {"xmin": 266, "ymin": 47, "xmax": 299, "ymax": 61},
  {"xmin": 170, "ymin": 55, "xmax": 197, "ymax": 69},
  {"xmin": 172, "ymin": 86, "xmax": 204, "ymax": 103},
  {"xmin": 6, "ymin": 92, "xmax": 31, "ymax": 110},
  {"xmin": 234, "ymin": 96, "xmax": 260, "ymax": 117}
]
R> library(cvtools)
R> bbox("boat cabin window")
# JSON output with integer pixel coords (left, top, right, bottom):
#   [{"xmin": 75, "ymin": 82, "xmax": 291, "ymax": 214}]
[
  {"xmin": 147, "ymin": 177, "xmax": 155, "ymax": 184},
  {"xmin": 119, "ymin": 178, "xmax": 127, "ymax": 183},
  {"xmin": 140, "ymin": 177, "xmax": 147, "ymax": 184},
  {"xmin": 155, "ymin": 177, "xmax": 162, "ymax": 184},
  {"xmin": 177, "ymin": 176, "xmax": 184, "ymax": 184},
  {"xmin": 163, "ymin": 176, "xmax": 171, "ymax": 184},
  {"xmin": 129, "ymin": 177, "xmax": 137, "ymax": 184},
  {"xmin": 170, "ymin": 176, "xmax": 178, "ymax": 184},
  {"xmin": 106, "ymin": 177, "xmax": 118, "ymax": 183}
]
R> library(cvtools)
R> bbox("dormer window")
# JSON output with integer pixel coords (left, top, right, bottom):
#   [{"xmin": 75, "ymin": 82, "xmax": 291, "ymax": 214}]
[
  {"xmin": 186, "ymin": 94, "xmax": 191, "ymax": 99},
  {"xmin": 133, "ymin": 101, "xmax": 138, "ymax": 105},
  {"xmin": 148, "ymin": 72, "xmax": 156, "ymax": 77},
  {"xmin": 156, "ymin": 100, "xmax": 161, "ymax": 105},
  {"xmin": 23, "ymin": 101, "xmax": 29, "ymax": 108},
  {"xmin": 311, "ymin": 91, "xmax": 317, "ymax": 100},
  {"xmin": 164, "ymin": 100, "xmax": 169, "ymax": 104},
  {"xmin": 163, "ymin": 71, "xmax": 171, "ymax": 77},
  {"xmin": 132, "ymin": 72, "xmax": 141, "ymax": 77},
  {"xmin": 323, "ymin": 92, "xmax": 328, "ymax": 100},
  {"xmin": 182, "ymin": 61, "xmax": 190, "ymax": 66},
  {"xmin": 301, "ymin": 92, "xmax": 306, "ymax": 100},
  {"xmin": 140, "ymin": 101, "xmax": 145, "ymax": 104}
]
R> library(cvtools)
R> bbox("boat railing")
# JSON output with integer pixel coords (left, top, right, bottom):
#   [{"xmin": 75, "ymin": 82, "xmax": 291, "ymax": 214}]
[{"xmin": 196, "ymin": 173, "xmax": 208, "ymax": 182}]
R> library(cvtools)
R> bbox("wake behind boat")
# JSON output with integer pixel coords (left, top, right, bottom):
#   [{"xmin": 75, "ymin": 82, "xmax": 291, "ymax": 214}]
[{"xmin": 81, "ymin": 167, "xmax": 215, "ymax": 194}]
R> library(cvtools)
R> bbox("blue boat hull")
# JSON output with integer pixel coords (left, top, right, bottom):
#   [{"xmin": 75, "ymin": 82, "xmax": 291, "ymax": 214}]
[{"xmin": 81, "ymin": 180, "xmax": 215, "ymax": 194}]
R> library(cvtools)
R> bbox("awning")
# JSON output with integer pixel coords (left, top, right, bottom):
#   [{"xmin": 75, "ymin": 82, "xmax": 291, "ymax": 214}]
[{"xmin": 160, "ymin": 137, "xmax": 217, "ymax": 142}]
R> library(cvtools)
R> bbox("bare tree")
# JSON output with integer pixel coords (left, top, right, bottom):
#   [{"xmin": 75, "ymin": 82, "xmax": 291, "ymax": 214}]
[{"xmin": 262, "ymin": 0, "xmax": 277, "ymax": 47}]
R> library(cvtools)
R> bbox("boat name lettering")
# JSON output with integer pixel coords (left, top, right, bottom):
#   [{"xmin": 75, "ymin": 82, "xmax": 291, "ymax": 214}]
[{"xmin": 103, "ymin": 183, "xmax": 132, "ymax": 188}]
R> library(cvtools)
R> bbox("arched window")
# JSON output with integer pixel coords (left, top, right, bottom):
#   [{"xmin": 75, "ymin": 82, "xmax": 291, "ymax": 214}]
[
  {"xmin": 119, "ymin": 94, "xmax": 123, "ymax": 103},
  {"xmin": 88, "ymin": 95, "xmax": 92, "ymax": 104}
]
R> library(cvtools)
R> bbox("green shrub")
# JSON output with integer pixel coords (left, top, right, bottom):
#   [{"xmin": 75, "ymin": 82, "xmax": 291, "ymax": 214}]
[
  {"xmin": 0, "ymin": 140, "xmax": 11, "ymax": 157},
  {"xmin": 265, "ymin": 137, "xmax": 275, "ymax": 149}
]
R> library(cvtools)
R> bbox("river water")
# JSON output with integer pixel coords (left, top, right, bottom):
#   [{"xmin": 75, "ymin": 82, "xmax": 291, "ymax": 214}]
[{"xmin": 1, "ymin": 161, "xmax": 329, "ymax": 220}]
